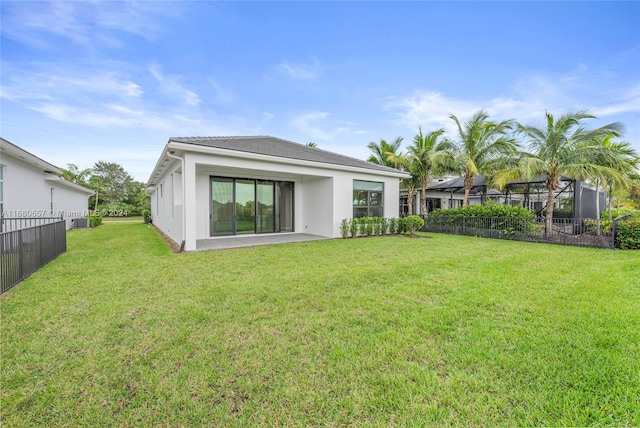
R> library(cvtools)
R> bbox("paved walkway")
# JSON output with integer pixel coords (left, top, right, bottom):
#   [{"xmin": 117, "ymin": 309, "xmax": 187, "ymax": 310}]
[{"xmin": 196, "ymin": 233, "xmax": 328, "ymax": 251}]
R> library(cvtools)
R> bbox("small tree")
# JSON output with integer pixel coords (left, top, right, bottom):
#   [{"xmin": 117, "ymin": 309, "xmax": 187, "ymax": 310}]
[{"xmin": 403, "ymin": 215, "xmax": 425, "ymax": 235}]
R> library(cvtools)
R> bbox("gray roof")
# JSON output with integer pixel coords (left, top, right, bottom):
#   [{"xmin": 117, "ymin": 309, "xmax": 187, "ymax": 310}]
[
  {"xmin": 429, "ymin": 175, "xmax": 488, "ymax": 191},
  {"xmin": 170, "ymin": 136, "xmax": 406, "ymax": 175}
]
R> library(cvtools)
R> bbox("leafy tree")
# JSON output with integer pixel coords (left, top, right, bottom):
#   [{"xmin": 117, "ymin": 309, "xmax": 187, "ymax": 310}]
[
  {"xmin": 445, "ymin": 110, "xmax": 517, "ymax": 207},
  {"xmin": 124, "ymin": 181, "xmax": 151, "ymax": 212},
  {"xmin": 494, "ymin": 110, "xmax": 624, "ymax": 235},
  {"xmin": 90, "ymin": 161, "xmax": 133, "ymax": 204},
  {"xmin": 408, "ymin": 127, "xmax": 453, "ymax": 217},
  {"xmin": 61, "ymin": 164, "xmax": 92, "ymax": 186},
  {"xmin": 87, "ymin": 175, "xmax": 105, "ymax": 211},
  {"xmin": 367, "ymin": 137, "xmax": 404, "ymax": 168}
]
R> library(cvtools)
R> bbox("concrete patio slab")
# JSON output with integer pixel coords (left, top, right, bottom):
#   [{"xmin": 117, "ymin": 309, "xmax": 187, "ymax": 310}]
[{"xmin": 196, "ymin": 233, "xmax": 328, "ymax": 251}]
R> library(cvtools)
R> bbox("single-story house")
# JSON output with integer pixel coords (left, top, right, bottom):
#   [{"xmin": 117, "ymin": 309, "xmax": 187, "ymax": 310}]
[
  {"xmin": 400, "ymin": 174, "xmax": 605, "ymax": 218},
  {"xmin": 146, "ymin": 136, "xmax": 409, "ymax": 251},
  {"xmin": 0, "ymin": 138, "xmax": 94, "ymax": 231}
]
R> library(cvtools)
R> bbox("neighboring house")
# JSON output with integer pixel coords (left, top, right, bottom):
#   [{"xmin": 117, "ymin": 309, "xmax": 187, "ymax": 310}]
[
  {"xmin": 147, "ymin": 136, "xmax": 409, "ymax": 251},
  {"xmin": 400, "ymin": 174, "xmax": 605, "ymax": 218},
  {"xmin": 0, "ymin": 138, "xmax": 94, "ymax": 231}
]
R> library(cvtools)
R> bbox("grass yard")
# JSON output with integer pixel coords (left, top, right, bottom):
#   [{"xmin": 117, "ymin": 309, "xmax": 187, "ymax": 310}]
[{"xmin": 1, "ymin": 223, "xmax": 639, "ymax": 426}]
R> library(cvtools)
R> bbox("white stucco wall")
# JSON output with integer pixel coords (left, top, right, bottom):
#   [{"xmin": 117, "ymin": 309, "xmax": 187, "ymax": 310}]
[
  {"xmin": 149, "ymin": 162, "xmax": 183, "ymax": 244},
  {"xmin": 300, "ymin": 176, "xmax": 333, "ymax": 236},
  {"xmin": 1, "ymin": 154, "xmax": 92, "ymax": 229}
]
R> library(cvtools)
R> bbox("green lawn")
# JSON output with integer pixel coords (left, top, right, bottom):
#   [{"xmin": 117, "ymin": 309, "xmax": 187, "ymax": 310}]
[
  {"xmin": 102, "ymin": 216, "xmax": 143, "ymax": 222},
  {"xmin": 1, "ymin": 224, "xmax": 639, "ymax": 426}
]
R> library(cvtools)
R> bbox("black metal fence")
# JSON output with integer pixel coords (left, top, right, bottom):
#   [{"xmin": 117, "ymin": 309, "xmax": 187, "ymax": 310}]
[
  {"xmin": 0, "ymin": 216, "xmax": 63, "ymax": 233},
  {"xmin": 423, "ymin": 216, "xmax": 626, "ymax": 249},
  {"xmin": 1, "ymin": 220, "xmax": 67, "ymax": 293}
]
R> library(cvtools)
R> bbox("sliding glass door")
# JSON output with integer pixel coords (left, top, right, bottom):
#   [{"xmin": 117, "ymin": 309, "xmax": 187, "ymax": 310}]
[
  {"xmin": 210, "ymin": 177, "xmax": 293, "ymax": 236},
  {"xmin": 256, "ymin": 181, "xmax": 275, "ymax": 233},
  {"xmin": 211, "ymin": 178, "xmax": 234, "ymax": 235},
  {"xmin": 235, "ymin": 179, "xmax": 255, "ymax": 234},
  {"xmin": 276, "ymin": 181, "xmax": 294, "ymax": 232}
]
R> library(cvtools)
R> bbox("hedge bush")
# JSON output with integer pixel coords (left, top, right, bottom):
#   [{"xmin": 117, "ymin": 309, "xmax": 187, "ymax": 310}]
[
  {"xmin": 142, "ymin": 209, "xmax": 152, "ymax": 224},
  {"xmin": 427, "ymin": 201, "xmax": 536, "ymax": 235},
  {"xmin": 402, "ymin": 215, "xmax": 425, "ymax": 235},
  {"xmin": 88, "ymin": 215, "xmax": 103, "ymax": 228},
  {"xmin": 615, "ymin": 215, "xmax": 640, "ymax": 250},
  {"xmin": 340, "ymin": 217, "xmax": 404, "ymax": 238}
]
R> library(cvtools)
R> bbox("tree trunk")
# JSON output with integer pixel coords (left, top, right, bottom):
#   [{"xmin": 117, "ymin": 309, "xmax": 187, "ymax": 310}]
[
  {"xmin": 421, "ymin": 177, "xmax": 428, "ymax": 218},
  {"xmin": 463, "ymin": 174, "xmax": 473, "ymax": 207},
  {"xmin": 545, "ymin": 183, "xmax": 556, "ymax": 236},
  {"xmin": 608, "ymin": 184, "xmax": 613, "ymax": 221},
  {"xmin": 94, "ymin": 191, "xmax": 99, "ymax": 212},
  {"xmin": 595, "ymin": 179, "xmax": 601, "ymax": 236}
]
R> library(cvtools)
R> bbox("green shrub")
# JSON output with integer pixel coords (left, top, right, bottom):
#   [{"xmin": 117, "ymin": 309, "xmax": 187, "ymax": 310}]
[
  {"xmin": 615, "ymin": 215, "xmax": 640, "ymax": 250},
  {"xmin": 142, "ymin": 209, "xmax": 152, "ymax": 224},
  {"xmin": 427, "ymin": 201, "xmax": 536, "ymax": 234},
  {"xmin": 88, "ymin": 215, "xmax": 103, "ymax": 228},
  {"xmin": 96, "ymin": 203, "xmax": 139, "ymax": 217},
  {"xmin": 373, "ymin": 217, "xmax": 384, "ymax": 235},
  {"xmin": 340, "ymin": 218, "xmax": 350, "ymax": 238},
  {"xmin": 403, "ymin": 215, "xmax": 425, "ymax": 235},
  {"xmin": 603, "ymin": 207, "xmax": 640, "ymax": 220},
  {"xmin": 350, "ymin": 218, "xmax": 359, "ymax": 237},
  {"xmin": 553, "ymin": 208, "xmax": 574, "ymax": 219},
  {"xmin": 584, "ymin": 218, "xmax": 612, "ymax": 234},
  {"xmin": 382, "ymin": 218, "xmax": 390, "ymax": 235},
  {"xmin": 388, "ymin": 218, "xmax": 397, "ymax": 234}
]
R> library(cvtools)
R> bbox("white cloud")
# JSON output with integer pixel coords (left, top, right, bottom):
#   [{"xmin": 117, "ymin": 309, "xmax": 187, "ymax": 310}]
[
  {"xmin": 386, "ymin": 66, "xmax": 640, "ymax": 137},
  {"xmin": 278, "ymin": 59, "xmax": 320, "ymax": 81},
  {"xmin": 290, "ymin": 111, "xmax": 350, "ymax": 141},
  {"xmin": 0, "ymin": 63, "xmax": 246, "ymax": 136},
  {"xmin": 262, "ymin": 112, "xmax": 275, "ymax": 122},
  {"xmin": 149, "ymin": 66, "xmax": 201, "ymax": 106},
  {"xmin": 1, "ymin": 1, "xmax": 176, "ymax": 49}
]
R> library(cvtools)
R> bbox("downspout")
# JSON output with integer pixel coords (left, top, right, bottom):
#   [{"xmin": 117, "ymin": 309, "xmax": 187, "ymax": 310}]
[{"xmin": 166, "ymin": 150, "xmax": 186, "ymax": 252}]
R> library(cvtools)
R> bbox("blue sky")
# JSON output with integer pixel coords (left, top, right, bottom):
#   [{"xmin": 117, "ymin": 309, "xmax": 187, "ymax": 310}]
[{"xmin": 1, "ymin": 1, "xmax": 639, "ymax": 182}]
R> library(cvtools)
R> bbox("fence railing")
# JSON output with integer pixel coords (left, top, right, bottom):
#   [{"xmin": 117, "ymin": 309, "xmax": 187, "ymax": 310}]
[
  {"xmin": 423, "ymin": 216, "xmax": 621, "ymax": 249},
  {"xmin": 0, "ymin": 216, "xmax": 63, "ymax": 233},
  {"xmin": 1, "ymin": 220, "xmax": 67, "ymax": 293}
]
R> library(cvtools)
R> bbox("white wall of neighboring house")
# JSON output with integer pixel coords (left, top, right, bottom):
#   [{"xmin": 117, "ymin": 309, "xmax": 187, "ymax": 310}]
[{"xmin": 1, "ymin": 148, "xmax": 93, "ymax": 229}]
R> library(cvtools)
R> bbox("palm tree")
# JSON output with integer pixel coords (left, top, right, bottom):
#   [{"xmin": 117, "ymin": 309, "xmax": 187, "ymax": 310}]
[
  {"xmin": 62, "ymin": 163, "xmax": 92, "ymax": 186},
  {"xmin": 396, "ymin": 155, "xmax": 419, "ymax": 216},
  {"xmin": 367, "ymin": 137, "xmax": 404, "ymax": 168},
  {"xmin": 446, "ymin": 110, "xmax": 517, "ymax": 207},
  {"xmin": 408, "ymin": 127, "xmax": 453, "ymax": 217},
  {"xmin": 582, "ymin": 135, "xmax": 638, "ymax": 233},
  {"xmin": 494, "ymin": 110, "xmax": 625, "ymax": 235},
  {"xmin": 306, "ymin": 142, "xmax": 317, "ymax": 148}
]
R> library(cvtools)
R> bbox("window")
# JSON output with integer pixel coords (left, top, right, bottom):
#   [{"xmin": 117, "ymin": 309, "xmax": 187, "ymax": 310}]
[
  {"xmin": 50, "ymin": 188, "xmax": 55, "ymax": 215},
  {"xmin": 353, "ymin": 180, "xmax": 383, "ymax": 218}
]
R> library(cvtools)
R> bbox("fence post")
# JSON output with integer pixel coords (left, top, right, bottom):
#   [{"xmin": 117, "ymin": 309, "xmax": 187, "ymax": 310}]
[{"xmin": 18, "ymin": 229, "xmax": 24, "ymax": 282}]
